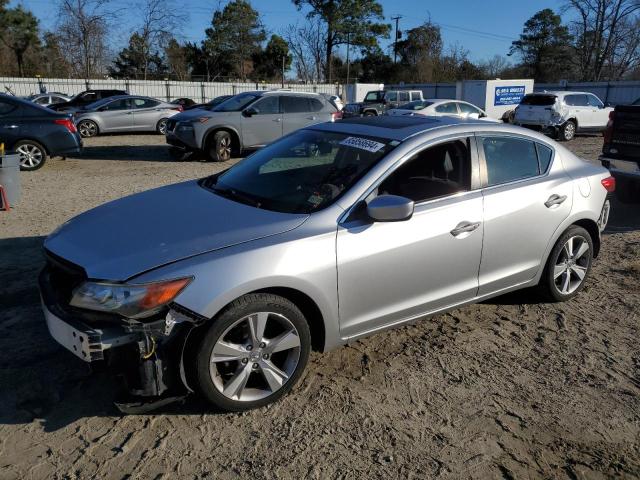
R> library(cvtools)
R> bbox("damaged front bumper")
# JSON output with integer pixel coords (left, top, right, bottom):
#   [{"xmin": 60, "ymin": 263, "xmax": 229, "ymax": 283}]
[{"xmin": 39, "ymin": 266, "xmax": 205, "ymax": 412}]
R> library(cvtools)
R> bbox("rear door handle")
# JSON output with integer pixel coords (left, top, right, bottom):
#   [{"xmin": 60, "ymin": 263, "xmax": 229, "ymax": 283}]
[
  {"xmin": 545, "ymin": 194, "xmax": 567, "ymax": 208},
  {"xmin": 450, "ymin": 221, "xmax": 481, "ymax": 237},
  {"xmin": 307, "ymin": 116, "xmax": 317, "ymax": 120},
  {"xmin": 126, "ymin": 112, "xmax": 133, "ymax": 115},
  {"xmin": 273, "ymin": 118, "xmax": 282, "ymax": 122},
  {"xmin": 2, "ymin": 125, "xmax": 18, "ymax": 129}
]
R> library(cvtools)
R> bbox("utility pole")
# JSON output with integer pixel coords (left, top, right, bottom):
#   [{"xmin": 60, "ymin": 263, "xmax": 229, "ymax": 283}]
[
  {"xmin": 346, "ymin": 31, "xmax": 351, "ymax": 86},
  {"xmin": 282, "ymin": 55, "xmax": 285, "ymax": 88},
  {"xmin": 391, "ymin": 15, "xmax": 402, "ymax": 63}
]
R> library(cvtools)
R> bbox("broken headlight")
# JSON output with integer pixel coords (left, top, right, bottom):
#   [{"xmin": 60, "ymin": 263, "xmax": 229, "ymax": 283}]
[{"xmin": 70, "ymin": 277, "xmax": 192, "ymax": 319}]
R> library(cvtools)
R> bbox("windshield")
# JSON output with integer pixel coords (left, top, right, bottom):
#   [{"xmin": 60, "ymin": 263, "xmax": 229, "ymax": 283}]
[
  {"xmin": 202, "ymin": 129, "xmax": 397, "ymax": 213},
  {"xmin": 520, "ymin": 94, "xmax": 556, "ymax": 106},
  {"xmin": 211, "ymin": 93, "xmax": 258, "ymax": 112},
  {"xmin": 399, "ymin": 100, "xmax": 433, "ymax": 111}
]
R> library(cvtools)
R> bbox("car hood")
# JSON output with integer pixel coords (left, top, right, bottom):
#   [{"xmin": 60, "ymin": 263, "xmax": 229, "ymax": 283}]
[
  {"xmin": 44, "ymin": 180, "xmax": 309, "ymax": 281},
  {"xmin": 171, "ymin": 109, "xmax": 236, "ymax": 122}
]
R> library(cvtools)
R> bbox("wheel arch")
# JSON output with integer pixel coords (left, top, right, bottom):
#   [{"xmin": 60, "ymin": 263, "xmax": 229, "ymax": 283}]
[
  {"xmin": 572, "ymin": 218, "xmax": 600, "ymax": 257},
  {"xmin": 204, "ymin": 126, "xmax": 242, "ymax": 155}
]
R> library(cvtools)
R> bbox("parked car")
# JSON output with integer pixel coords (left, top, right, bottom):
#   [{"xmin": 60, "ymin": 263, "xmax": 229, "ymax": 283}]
[
  {"xmin": 171, "ymin": 98, "xmax": 196, "ymax": 108},
  {"xmin": 25, "ymin": 93, "xmax": 72, "ymax": 107},
  {"xmin": 342, "ymin": 89, "xmax": 424, "ymax": 117},
  {"xmin": 386, "ymin": 99, "xmax": 498, "ymax": 121},
  {"xmin": 514, "ymin": 91, "xmax": 613, "ymax": 141},
  {"xmin": 41, "ymin": 115, "xmax": 613, "ymax": 412},
  {"xmin": 165, "ymin": 90, "xmax": 341, "ymax": 162},
  {"xmin": 0, "ymin": 93, "xmax": 82, "ymax": 171},
  {"xmin": 49, "ymin": 89, "xmax": 128, "ymax": 113},
  {"xmin": 600, "ymin": 104, "xmax": 640, "ymax": 203},
  {"xmin": 184, "ymin": 95, "xmax": 234, "ymax": 111},
  {"xmin": 74, "ymin": 95, "xmax": 182, "ymax": 137}
]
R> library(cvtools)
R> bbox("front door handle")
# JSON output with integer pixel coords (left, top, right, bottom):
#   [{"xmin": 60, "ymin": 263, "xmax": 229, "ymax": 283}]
[
  {"xmin": 450, "ymin": 221, "xmax": 481, "ymax": 237},
  {"xmin": 2, "ymin": 125, "xmax": 18, "ymax": 129},
  {"xmin": 545, "ymin": 194, "xmax": 567, "ymax": 208},
  {"xmin": 273, "ymin": 118, "xmax": 282, "ymax": 122},
  {"xmin": 307, "ymin": 116, "xmax": 317, "ymax": 120},
  {"xmin": 126, "ymin": 111, "xmax": 133, "ymax": 115}
]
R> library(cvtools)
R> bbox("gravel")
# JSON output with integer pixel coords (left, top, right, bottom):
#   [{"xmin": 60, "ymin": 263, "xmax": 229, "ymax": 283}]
[{"xmin": 0, "ymin": 133, "xmax": 639, "ymax": 479}]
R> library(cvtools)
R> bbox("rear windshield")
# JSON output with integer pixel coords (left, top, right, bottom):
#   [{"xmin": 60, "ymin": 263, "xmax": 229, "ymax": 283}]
[{"xmin": 520, "ymin": 95, "xmax": 556, "ymax": 106}]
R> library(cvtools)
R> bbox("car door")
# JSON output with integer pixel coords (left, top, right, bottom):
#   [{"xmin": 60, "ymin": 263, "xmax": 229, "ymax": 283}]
[
  {"xmin": 385, "ymin": 91, "xmax": 399, "ymax": 109},
  {"xmin": 477, "ymin": 134, "xmax": 572, "ymax": 295},
  {"xmin": 240, "ymin": 95, "xmax": 282, "ymax": 147},
  {"xmin": 97, "ymin": 98, "xmax": 134, "ymax": 132},
  {"xmin": 131, "ymin": 98, "xmax": 162, "ymax": 131},
  {"xmin": 337, "ymin": 136, "xmax": 484, "ymax": 338},
  {"xmin": 564, "ymin": 94, "xmax": 591, "ymax": 127},
  {"xmin": 281, "ymin": 96, "xmax": 318, "ymax": 136},
  {"xmin": 0, "ymin": 98, "xmax": 21, "ymax": 149},
  {"xmin": 587, "ymin": 94, "xmax": 609, "ymax": 128}
]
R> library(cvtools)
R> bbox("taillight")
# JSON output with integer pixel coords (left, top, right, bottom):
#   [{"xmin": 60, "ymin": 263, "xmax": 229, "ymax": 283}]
[
  {"xmin": 331, "ymin": 110, "xmax": 343, "ymax": 122},
  {"xmin": 601, "ymin": 176, "xmax": 616, "ymax": 192},
  {"xmin": 54, "ymin": 118, "xmax": 77, "ymax": 133},
  {"xmin": 603, "ymin": 110, "xmax": 615, "ymax": 145}
]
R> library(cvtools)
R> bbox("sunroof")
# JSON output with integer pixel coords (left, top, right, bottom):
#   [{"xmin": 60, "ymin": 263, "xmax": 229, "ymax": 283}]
[{"xmin": 339, "ymin": 115, "xmax": 442, "ymax": 130}]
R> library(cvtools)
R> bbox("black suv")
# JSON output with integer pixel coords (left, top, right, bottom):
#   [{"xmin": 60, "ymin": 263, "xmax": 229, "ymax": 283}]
[
  {"xmin": 49, "ymin": 89, "xmax": 127, "ymax": 112},
  {"xmin": 342, "ymin": 89, "xmax": 425, "ymax": 117}
]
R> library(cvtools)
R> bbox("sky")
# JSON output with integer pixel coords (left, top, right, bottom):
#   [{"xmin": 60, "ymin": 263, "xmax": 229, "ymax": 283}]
[{"xmin": 10, "ymin": 0, "xmax": 568, "ymax": 63}]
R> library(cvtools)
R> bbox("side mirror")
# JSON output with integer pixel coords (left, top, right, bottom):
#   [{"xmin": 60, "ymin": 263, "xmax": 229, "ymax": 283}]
[
  {"xmin": 243, "ymin": 107, "xmax": 258, "ymax": 117},
  {"xmin": 367, "ymin": 195, "xmax": 414, "ymax": 222}
]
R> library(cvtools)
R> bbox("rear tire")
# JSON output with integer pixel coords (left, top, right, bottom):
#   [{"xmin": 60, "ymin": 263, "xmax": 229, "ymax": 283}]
[
  {"xmin": 195, "ymin": 293, "xmax": 311, "ymax": 412},
  {"xmin": 207, "ymin": 131, "xmax": 233, "ymax": 162},
  {"xmin": 538, "ymin": 225, "xmax": 593, "ymax": 302},
  {"xmin": 558, "ymin": 120, "xmax": 576, "ymax": 141},
  {"xmin": 363, "ymin": 111, "xmax": 376, "ymax": 117},
  {"xmin": 78, "ymin": 119, "xmax": 99, "ymax": 138},
  {"xmin": 15, "ymin": 140, "xmax": 47, "ymax": 171}
]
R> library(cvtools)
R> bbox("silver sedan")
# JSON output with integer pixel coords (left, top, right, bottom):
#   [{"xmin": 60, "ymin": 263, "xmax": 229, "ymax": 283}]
[
  {"xmin": 75, "ymin": 95, "xmax": 181, "ymax": 137},
  {"xmin": 40, "ymin": 116, "xmax": 613, "ymax": 412}
]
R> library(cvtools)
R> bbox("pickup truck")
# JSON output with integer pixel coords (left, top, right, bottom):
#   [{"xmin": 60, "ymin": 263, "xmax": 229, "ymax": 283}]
[
  {"xmin": 600, "ymin": 104, "xmax": 640, "ymax": 203},
  {"xmin": 342, "ymin": 89, "xmax": 424, "ymax": 118}
]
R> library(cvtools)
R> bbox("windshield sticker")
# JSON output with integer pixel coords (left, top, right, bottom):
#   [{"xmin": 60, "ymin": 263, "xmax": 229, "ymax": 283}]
[
  {"xmin": 340, "ymin": 136, "xmax": 385, "ymax": 153},
  {"xmin": 307, "ymin": 194, "xmax": 324, "ymax": 206}
]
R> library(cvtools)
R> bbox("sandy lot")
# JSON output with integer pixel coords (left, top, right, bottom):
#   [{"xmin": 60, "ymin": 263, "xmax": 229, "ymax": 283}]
[{"xmin": 0, "ymin": 134, "xmax": 639, "ymax": 479}]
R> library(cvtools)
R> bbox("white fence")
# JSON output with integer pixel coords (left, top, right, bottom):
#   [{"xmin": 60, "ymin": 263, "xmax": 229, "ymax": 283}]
[{"xmin": 0, "ymin": 77, "xmax": 342, "ymax": 102}]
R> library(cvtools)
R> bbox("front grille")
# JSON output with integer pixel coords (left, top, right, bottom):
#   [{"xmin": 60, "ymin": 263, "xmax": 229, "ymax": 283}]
[{"xmin": 43, "ymin": 249, "xmax": 87, "ymax": 306}]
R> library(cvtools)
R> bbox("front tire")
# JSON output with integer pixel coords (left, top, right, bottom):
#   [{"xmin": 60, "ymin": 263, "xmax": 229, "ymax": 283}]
[
  {"xmin": 195, "ymin": 293, "xmax": 311, "ymax": 412},
  {"xmin": 207, "ymin": 131, "xmax": 233, "ymax": 162},
  {"xmin": 558, "ymin": 120, "xmax": 576, "ymax": 141},
  {"xmin": 538, "ymin": 225, "xmax": 593, "ymax": 302},
  {"xmin": 15, "ymin": 140, "xmax": 47, "ymax": 171},
  {"xmin": 78, "ymin": 119, "xmax": 99, "ymax": 138}
]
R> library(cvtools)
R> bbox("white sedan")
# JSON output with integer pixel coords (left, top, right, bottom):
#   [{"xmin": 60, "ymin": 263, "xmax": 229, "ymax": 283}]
[{"xmin": 387, "ymin": 99, "xmax": 499, "ymax": 122}]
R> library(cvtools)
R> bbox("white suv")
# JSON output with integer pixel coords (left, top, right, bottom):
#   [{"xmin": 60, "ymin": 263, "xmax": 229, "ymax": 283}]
[{"xmin": 514, "ymin": 91, "xmax": 613, "ymax": 141}]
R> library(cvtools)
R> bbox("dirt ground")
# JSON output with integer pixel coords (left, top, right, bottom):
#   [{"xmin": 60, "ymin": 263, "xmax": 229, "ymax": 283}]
[{"xmin": 0, "ymin": 133, "xmax": 639, "ymax": 480}]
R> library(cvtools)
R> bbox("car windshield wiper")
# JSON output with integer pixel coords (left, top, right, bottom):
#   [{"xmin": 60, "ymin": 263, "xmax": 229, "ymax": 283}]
[{"xmin": 211, "ymin": 184, "xmax": 262, "ymax": 208}]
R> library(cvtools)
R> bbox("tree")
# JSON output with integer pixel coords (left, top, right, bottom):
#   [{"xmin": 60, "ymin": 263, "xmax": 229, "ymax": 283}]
[
  {"xmin": 396, "ymin": 21, "xmax": 443, "ymax": 82},
  {"xmin": 40, "ymin": 32, "xmax": 73, "ymax": 77},
  {"xmin": 204, "ymin": 0, "xmax": 265, "ymax": 80},
  {"xmin": 57, "ymin": 0, "xmax": 114, "ymax": 79},
  {"xmin": 164, "ymin": 38, "xmax": 189, "ymax": 80},
  {"xmin": 509, "ymin": 8, "xmax": 574, "ymax": 82},
  {"xmin": 0, "ymin": 5, "xmax": 40, "ymax": 76},
  {"xmin": 252, "ymin": 34, "xmax": 291, "ymax": 81},
  {"xmin": 479, "ymin": 54, "xmax": 511, "ymax": 79},
  {"xmin": 283, "ymin": 19, "xmax": 327, "ymax": 82},
  {"xmin": 565, "ymin": 0, "xmax": 640, "ymax": 81},
  {"xmin": 292, "ymin": 0, "xmax": 390, "ymax": 82},
  {"xmin": 109, "ymin": 32, "xmax": 166, "ymax": 79}
]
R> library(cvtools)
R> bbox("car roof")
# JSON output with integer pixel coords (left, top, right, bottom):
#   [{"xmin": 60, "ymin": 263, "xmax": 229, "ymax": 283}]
[
  {"xmin": 254, "ymin": 90, "xmax": 324, "ymax": 97},
  {"xmin": 530, "ymin": 91, "xmax": 595, "ymax": 97},
  {"xmin": 310, "ymin": 115, "xmax": 490, "ymax": 141}
]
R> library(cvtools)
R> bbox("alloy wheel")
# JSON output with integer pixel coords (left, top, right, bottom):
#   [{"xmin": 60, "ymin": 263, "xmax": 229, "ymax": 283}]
[
  {"xmin": 218, "ymin": 136, "xmax": 231, "ymax": 161},
  {"xmin": 78, "ymin": 121, "xmax": 97, "ymax": 137},
  {"xmin": 17, "ymin": 143, "xmax": 44, "ymax": 169},
  {"xmin": 553, "ymin": 235, "xmax": 590, "ymax": 295},
  {"xmin": 564, "ymin": 122, "xmax": 576, "ymax": 140},
  {"xmin": 158, "ymin": 119, "xmax": 168, "ymax": 135},
  {"xmin": 209, "ymin": 311, "xmax": 301, "ymax": 402}
]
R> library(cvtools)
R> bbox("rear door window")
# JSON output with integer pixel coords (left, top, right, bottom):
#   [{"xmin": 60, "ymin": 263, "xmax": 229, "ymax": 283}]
[
  {"xmin": 457, "ymin": 103, "xmax": 482, "ymax": 116},
  {"xmin": 102, "ymin": 99, "xmax": 130, "ymax": 111},
  {"xmin": 282, "ymin": 96, "xmax": 310, "ymax": 113},
  {"xmin": 565, "ymin": 94, "xmax": 589, "ymax": 107},
  {"xmin": 587, "ymin": 95, "xmax": 603, "ymax": 108},
  {"xmin": 133, "ymin": 98, "xmax": 160, "ymax": 109},
  {"xmin": 435, "ymin": 102, "xmax": 459, "ymax": 114},
  {"xmin": 385, "ymin": 92, "xmax": 397, "ymax": 102},
  {"xmin": 398, "ymin": 92, "xmax": 410, "ymax": 102},
  {"xmin": 482, "ymin": 136, "xmax": 540, "ymax": 186},
  {"xmin": 309, "ymin": 98, "xmax": 324, "ymax": 112}
]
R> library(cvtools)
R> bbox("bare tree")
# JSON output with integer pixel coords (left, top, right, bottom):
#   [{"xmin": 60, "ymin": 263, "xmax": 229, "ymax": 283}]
[
  {"xmin": 57, "ymin": 0, "xmax": 114, "ymax": 78},
  {"xmin": 565, "ymin": 0, "xmax": 640, "ymax": 80},
  {"xmin": 283, "ymin": 19, "xmax": 326, "ymax": 82},
  {"xmin": 480, "ymin": 54, "xmax": 511, "ymax": 78},
  {"xmin": 137, "ymin": 0, "xmax": 186, "ymax": 79}
]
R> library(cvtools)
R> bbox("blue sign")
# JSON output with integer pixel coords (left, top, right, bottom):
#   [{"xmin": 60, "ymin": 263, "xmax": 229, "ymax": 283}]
[{"xmin": 494, "ymin": 85, "xmax": 526, "ymax": 106}]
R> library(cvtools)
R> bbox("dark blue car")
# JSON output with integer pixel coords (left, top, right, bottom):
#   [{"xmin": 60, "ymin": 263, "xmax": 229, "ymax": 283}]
[{"xmin": 0, "ymin": 93, "xmax": 82, "ymax": 171}]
